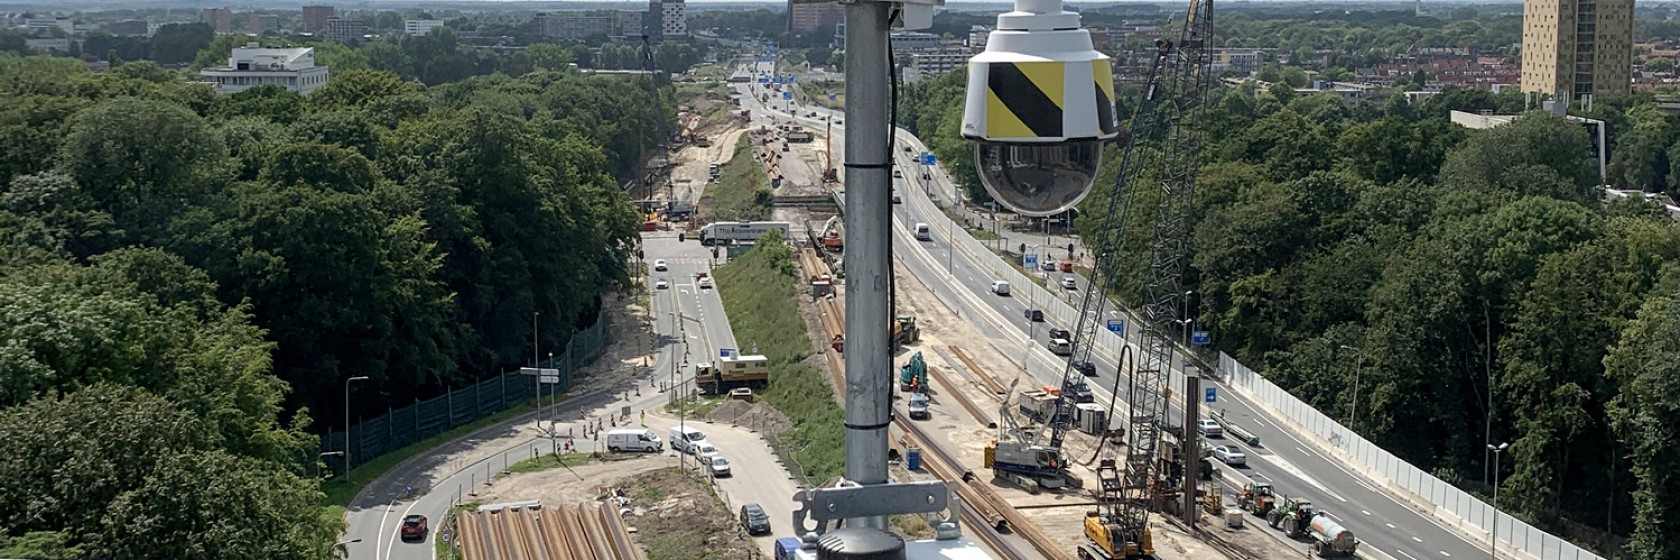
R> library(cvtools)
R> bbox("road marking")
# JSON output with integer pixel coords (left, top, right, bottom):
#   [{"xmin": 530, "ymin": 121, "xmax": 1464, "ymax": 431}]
[
  {"xmin": 1440, "ymin": 552, "xmax": 1451, "ymax": 557},
  {"xmin": 382, "ymin": 498, "xmax": 422, "ymax": 560},
  {"xmin": 1396, "ymin": 550, "xmax": 1420, "ymax": 560},
  {"xmin": 1412, "ymin": 536, "xmax": 1424, "ymax": 543},
  {"xmin": 1358, "ymin": 481, "xmax": 1378, "ymax": 492},
  {"xmin": 1362, "ymin": 510, "xmax": 1372, "ymax": 516},
  {"xmin": 1327, "ymin": 512, "xmax": 1342, "ymax": 521},
  {"xmin": 1387, "ymin": 523, "xmax": 1396, "ymax": 529}
]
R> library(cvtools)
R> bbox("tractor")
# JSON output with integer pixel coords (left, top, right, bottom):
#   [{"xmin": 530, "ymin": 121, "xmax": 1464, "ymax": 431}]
[
  {"xmin": 1238, "ymin": 482, "xmax": 1276, "ymax": 517},
  {"xmin": 1267, "ymin": 496, "xmax": 1316, "ymax": 538}
]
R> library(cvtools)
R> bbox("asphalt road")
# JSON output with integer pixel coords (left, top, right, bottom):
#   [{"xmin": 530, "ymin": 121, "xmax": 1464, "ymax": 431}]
[{"xmin": 736, "ymin": 72, "xmax": 1493, "ymax": 559}]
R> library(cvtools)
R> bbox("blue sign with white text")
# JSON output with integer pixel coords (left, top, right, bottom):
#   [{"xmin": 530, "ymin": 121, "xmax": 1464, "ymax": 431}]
[
  {"xmin": 1192, "ymin": 330, "xmax": 1211, "ymax": 345},
  {"xmin": 1023, "ymin": 254, "xmax": 1038, "ymax": 269},
  {"xmin": 1205, "ymin": 387, "xmax": 1217, "ymax": 403},
  {"xmin": 922, "ymin": 153, "xmax": 936, "ymax": 166},
  {"xmin": 783, "ymin": 91, "xmax": 793, "ymax": 100},
  {"xmin": 1106, "ymin": 319, "xmax": 1124, "ymax": 335},
  {"xmin": 828, "ymin": 93, "xmax": 837, "ymax": 101}
]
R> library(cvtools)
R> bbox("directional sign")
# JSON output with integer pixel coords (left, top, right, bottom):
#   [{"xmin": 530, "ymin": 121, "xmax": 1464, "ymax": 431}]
[
  {"xmin": 787, "ymin": 75, "xmax": 795, "ymax": 83},
  {"xmin": 783, "ymin": 91, "xmax": 793, "ymax": 100},
  {"xmin": 1192, "ymin": 330, "xmax": 1211, "ymax": 345},
  {"xmin": 758, "ymin": 77, "xmax": 769, "ymax": 83},
  {"xmin": 519, "ymin": 367, "xmax": 561, "ymax": 384},
  {"xmin": 1023, "ymin": 253, "xmax": 1038, "ymax": 269},
  {"xmin": 921, "ymin": 153, "xmax": 936, "ymax": 166},
  {"xmin": 1205, "ymin": 387, "xmax": 1217, "ymax": 403},
  {"xmin": 828, "ymin": 93, "xmax": 837, "ymax": 101},
  {"xmin": 1106, "ymin": 319, "xmax": 1125, "ymax": 335},
  {"xmin": 772, "ymin": 77, "xmax": 782, "ymax": 84},
  {"xmin": 720, "ymin": 348, "xmax": 736, "ymax": 358}
]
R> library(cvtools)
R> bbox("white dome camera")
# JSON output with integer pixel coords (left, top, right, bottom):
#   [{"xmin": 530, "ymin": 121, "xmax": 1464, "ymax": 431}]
[{"xmin": 961, "ymin": 0, "xmax": 1118, "ymax": 217}]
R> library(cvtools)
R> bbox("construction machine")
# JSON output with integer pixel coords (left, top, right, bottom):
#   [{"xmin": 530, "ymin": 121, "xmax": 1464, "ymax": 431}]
[
  {"xmin": 892, "ymin": 314, "xmax": 919, "ymax": 344},
  {"xmin": 1238, "ymin": 482, "xmax": 1276, "ymax": 517},
  {"xmin": 1267, "ymin": 496, "xmax": 1317, "ymax": 538},
  {"xmin": 1080, "ymin": 459, "xmax": 1140, "ymax": 560},
  {"xmin": 898, "ymin": 352, "xmax": 928, "ymax": 393},
  {"xmin": 819, "ymin": 216, "xmax": 844, "ymax": 250},
  {"xmin": 1308, "ymin": 512, "xmax": 1359, "ymax": 557}
]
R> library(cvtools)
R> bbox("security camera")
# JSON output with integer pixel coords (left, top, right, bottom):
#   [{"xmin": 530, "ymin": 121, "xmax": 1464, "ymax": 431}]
[{"xmin": 961, "ymin": 0, "xmax": 1119, "ymax": 217}]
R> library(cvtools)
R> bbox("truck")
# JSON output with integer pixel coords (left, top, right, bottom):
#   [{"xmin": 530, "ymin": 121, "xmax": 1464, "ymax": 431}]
[
  {"xmin": 786, "ymin": 130, "xmax": 815, "ymax": 143},
  {"xmin": 693, "ymin": 354, "xmax": 770, "ymax": 394},
  {"xmin": 1307, "ymin": 513, "xmax": 1359, "ymax": 557},
  {"xmin": 1267, "ymin": 496, "xmax": 1316, "ymax": 538},
  {"xmin": 698, "ymin": 221, "xmax": 792, "ymax": 246},
  {"xmin": 892, "ymin": 314, "xmax": 919, "ymax": 344},
  {"xmin": 1238, "ymin": 481, "xmax": 1276, "ymax": 517}
]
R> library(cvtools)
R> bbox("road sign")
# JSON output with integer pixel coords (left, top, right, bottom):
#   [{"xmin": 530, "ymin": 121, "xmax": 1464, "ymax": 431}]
[
  {"xmin": 1106, "ymin": 319, "xmax": 1124, "ymax": 335},
  {"xmin": 921, "ymin": 153, "xmax": 936, "ymax": 166},
  {"xmin": 783, "ymin": 91, "xmax": 793, "ymax": 100},
  {"xmin": 1192, "ymin": 330, "xmax": 1211, "ymax": 345},
  {"xmin": 828, "ymin": 93, "xmax": 837, "ymax": 101},
  {"xmin": 720, "ymin": 348, "xmax": 736, "ymax": 358},
  {"xmin": 519, "ymin": 367, "xmax": 561, "ymax": 384},
  {"xmin": 758, "ymin": 77, "xmax": 769, "ymax": 83},
  {"xmin": 787, "ymin": 75, "xmax": 795, "ymax": 83},
  {"xmin": 1023, "ymin": 253, "xmax": 1038, "ymax": 269},
  {"xmin": 1205, "ymin": 387, "xmax": 1217, "ymax": 403}
]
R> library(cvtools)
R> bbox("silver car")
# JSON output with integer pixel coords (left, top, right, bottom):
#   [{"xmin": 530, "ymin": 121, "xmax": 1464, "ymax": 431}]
[
  {"xmin": 1213, "ymin": 445, "xmax": 1246, "ymax": 466},
  {"xmin": 709, "ymin": 456, "xmax": 732, "ymax": 477}
]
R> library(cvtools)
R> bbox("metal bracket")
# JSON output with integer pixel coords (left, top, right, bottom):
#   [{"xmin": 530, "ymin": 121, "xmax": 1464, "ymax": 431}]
[{"xmin": 792, "ymin": 480, "xmax": 950, "ymax": 535}]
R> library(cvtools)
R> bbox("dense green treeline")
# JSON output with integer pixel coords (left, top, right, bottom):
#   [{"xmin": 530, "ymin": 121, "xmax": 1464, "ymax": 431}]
[
  {"xmin": 0, "ymin": 53, "xmax": 668, "ymax": 556},
  {"xmin": 903, "ymin": 67, "xmax": 1680, "ymax": 557}
]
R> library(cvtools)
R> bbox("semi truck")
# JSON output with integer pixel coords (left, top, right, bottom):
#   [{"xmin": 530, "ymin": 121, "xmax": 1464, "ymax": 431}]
[
  {"xmin": 694, "ymin": 355, "xmax": 770, "ymax": 394},
  {"xmin": 698, "ymin": 221, "xmax": 791, "ymax": 246}
]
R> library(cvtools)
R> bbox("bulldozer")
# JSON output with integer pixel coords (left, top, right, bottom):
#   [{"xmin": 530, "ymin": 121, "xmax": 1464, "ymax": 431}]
[
  {"xmin": 1238, "ymin": 482, "xmax": 1276, "ymax": 517},
  {"xmin": 892, "ymin": 314, "xmax": 919, "ymax": 345},
  {"xmin": 1267, "ymin": 496, "xmax": 1317, "ymax": 538}
]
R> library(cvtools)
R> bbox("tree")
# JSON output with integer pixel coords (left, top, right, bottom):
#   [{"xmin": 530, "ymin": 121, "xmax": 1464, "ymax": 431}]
[
  {"xmin": 1606, "ymin": 292, "xmax": 1680, "ymax": 560},
  {"xmin": 1437, "ymin": 111, "xmax": 1600, "ymax": 203},
  {"xmin": 149, "ymin": 23, "xmax": 213, "ymax": 65},
  {"xmin": 1646, "ymin": 57, "xmax": 1675, "ymax": 73},
  {"xmin": 309, "ymin": 69, "xmax": 414, "ymax": 110},
  {"xmin": 56, "ymin": 97, "xmax": 224, "ymax": 246},
  {"xmin": 527, "ymin": 43, "xmax": 574, "ymax": 71}
]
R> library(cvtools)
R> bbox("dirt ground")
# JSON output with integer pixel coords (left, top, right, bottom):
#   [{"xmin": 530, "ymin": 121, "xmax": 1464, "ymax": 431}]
[{"xmin": 472, "ymin": 456, "xmax": 758, "ymax": 560}]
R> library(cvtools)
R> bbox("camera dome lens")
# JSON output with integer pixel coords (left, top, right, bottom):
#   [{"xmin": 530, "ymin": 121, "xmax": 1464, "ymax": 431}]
[{"xmin": 974, "ymin": 140, "xmax": 1103, "ymax": 217}]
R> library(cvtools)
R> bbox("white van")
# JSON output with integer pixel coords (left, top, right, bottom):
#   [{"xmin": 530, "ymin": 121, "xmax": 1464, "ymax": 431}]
[
  {"xmin": 606, "ymin": 428, "xmax": 662, "ymax": 453},
  {"xmin": 669, "ymin": 426, "xmax": 710, "ymax": 454},
  {"xmin": 914, "ymin": 223, "xmax": 931, "ymax": 241},
  {"xmin": 1047, "ymin": 338, "xmax": 1073, "ymax": 355},
  {"xmin": 991, "ymin": 281, "xmax": 1011, "ymax": 295}
]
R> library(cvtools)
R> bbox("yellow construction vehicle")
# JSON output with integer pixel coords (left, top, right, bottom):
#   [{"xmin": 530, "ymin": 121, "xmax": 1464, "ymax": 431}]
[
  {"xmin": 1079, "ymin": 460, "xmax": 1151, "ymax": 560},
  {"xmin": 892, "ymin": 314, "xmax": 919, "ymax": 344}
]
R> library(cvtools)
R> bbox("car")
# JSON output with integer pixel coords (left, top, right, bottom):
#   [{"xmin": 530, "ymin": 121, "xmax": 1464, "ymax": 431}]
[
  {"xmin": 922, "ymin": 173, "xmax": 930, "ymax": 181},
  {"xmin": 1023, "ymin": 308, "xmax": 1043, "ymax": 322},
  {"xmin": 1062, "ymin": 277, "xmax": 1078, "ymax": 290},
  {"xmin": 908, "ymin": 393, "xmax": 931, "ymax": 420},
  {"xmin": 1213, "ymin": 445, "xmax": 1246, "ymax": 465},
  {"xmin": 904, "ymin": 146, "xmax": 915, "ymax": 153},
  {"xmin": 1040, "ymin": 259, "xmax": 1058, "ymax": 272},
  {"xmin": 698, "ymin": 276, "xmax": 713, "ymax": 289},
  {"xmin": 1047, "ymin": 338, "xmax": 1073, "ymax": 355},
  {"xmin": 1197, "ymin": 419, "xmax": 1224, "ymax": 438},
  {"xmin": 1071, "ymin": 359, "xmax": 1097, "ymax": 377},
  {"xmin": 710, "ymin": 456, "xmax": 733, "ymax": 477},
  {"xmin": 1048, "ymin": 327, "xmax": 1072, "ymax": 340},
  {"xmin": 653, "ymin": 259, "xmax": 668, "ymax": 271},
  {"xmin": 400, "ymin": 514, "xmax": 428, "ymax": 542},
  {"xmin": 892, "ymin": 192, "xmax": 902, "ymax": 204},
  {"xmin": 655, "ymin": 278, "xmax": 670, "ymax": 290},
  {"xmin": 991, "ymin": 281, "xmax": 1011, "ymax": 295},
  {"xmin": 893, "ymin": 169, "xmax": 903, "ymax": 178},
  {"xmin": 740, "ymin": 504, "xmax": 772, "ymax": 535},
  {"xmin": 689, "ymin": 442, "xmax": 720, "ymax": 460}
]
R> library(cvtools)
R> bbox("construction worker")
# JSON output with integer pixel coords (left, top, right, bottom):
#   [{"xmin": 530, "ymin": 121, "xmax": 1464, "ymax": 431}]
[{"xmin": 641, "ymin": 410, "xmax": 647, "ymax": 426}]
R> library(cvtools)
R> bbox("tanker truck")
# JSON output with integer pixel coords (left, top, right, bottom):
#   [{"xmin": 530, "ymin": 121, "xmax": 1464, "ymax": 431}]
[{"xmin": 1307, "ymin": 512, "xmax": 1359, "ymax": 557}]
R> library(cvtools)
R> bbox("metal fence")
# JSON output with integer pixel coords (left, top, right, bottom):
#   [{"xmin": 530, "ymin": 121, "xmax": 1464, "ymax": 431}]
[
  {"xmin": 901, "ymin": 173, "xmax": 1603, "ymax": 560},
  {"xmin": 322, "ymin": 318, "xmax": 609, "ymax": 471}
]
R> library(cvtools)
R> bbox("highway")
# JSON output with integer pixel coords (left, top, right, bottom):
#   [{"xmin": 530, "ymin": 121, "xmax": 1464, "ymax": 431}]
[
  {"xmin": 343, "ymin": 231, "xmax": 801, "ymax": 560},
  {"xmin": 744, "ymin": 63, "xmax": 1488, "ymax": 560}
]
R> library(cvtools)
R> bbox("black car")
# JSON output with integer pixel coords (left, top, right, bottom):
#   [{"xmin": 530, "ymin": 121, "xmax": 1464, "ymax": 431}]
[
  {"xmin": 1071, "ymin": 359, "xmax": 1097, "ymax": 377},
  {"xmin": 1024, "ymin": 308, "xmax": 1043, "ymax": 322},
  {"xmin": 1048, "ymin": 327, "xmax": 1072, "ymax": 341},
  {"xmin": 740, "ymin": 504, "xmax": 772, "ymax": 535}
]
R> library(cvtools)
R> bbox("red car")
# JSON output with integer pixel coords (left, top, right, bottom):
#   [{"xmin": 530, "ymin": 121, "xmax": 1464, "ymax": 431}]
[{"xmin": 401, "ymin": 515, "xmax": 428, "ymax": 542}]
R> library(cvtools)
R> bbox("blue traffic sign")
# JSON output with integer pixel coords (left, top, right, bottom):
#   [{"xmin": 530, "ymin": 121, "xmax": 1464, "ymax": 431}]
[
  {"xmin": 828, "ymin": 93, "xmax": 837, "ymax": 101},
  {"xmin": 1023, "ymin": 254, "xmax": 1038, "ymax": 269},
  {"xmin": 1106, "ymin": 319, "xmax": 1125, "ymax": 335},
  {"xmin": 758, "ymin": 77, "xmax": 769, "ymax": 83},
  {"xmin": 922, "ymin": 153, "xmax": 936, "ymax": 166},
  {"xmin": 772, "ymin": 77, "xmax": 782, "ymax": 84},
  {"xmin": 720, "ymin": 348, "xmax": 736, "ymax": 357},
  {"xmin": 1205, "ymin": 387, "xmax": 1217, "ymax": 403},
  {"xmin": 787, "ymin": 75, "xmax": 795, "ymax": 83},
  {"xmin": 1192, "ymin": 330, "xmax": 1211, "ymax": 345},
  {"xmin": 783, "ymin": 91, "xmax": 793, "ymax": 100}
]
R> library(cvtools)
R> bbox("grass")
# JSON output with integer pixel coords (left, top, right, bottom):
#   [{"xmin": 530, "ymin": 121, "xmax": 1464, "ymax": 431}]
[
  {"xmin": 320, "ymin": 396, "xmax": 545, "ymax": 507},
  {"xmin": 799, "ymin": 80, "xmax": 845, "ymax": 110},
  {"xmin": 699, "ymin": 135, "xmax": 771, "ymax": 222},
  {"xmin": 891, "ymin": 513, "xmax": 936, "ymax": 540},
  {"xmin": 712, "ymin": 230, "xmax": 845, "ymax": 482},
  {"xmin": 967, "ymin": 228, "xmax": 1001, "ymax": 241},
  {"xmin": 664, "ymin": 394, "xmax": 729, "ymax": 417},
  {"xmin": 505, "ymin": 452, "xmax": 594, "ymax": 474}
]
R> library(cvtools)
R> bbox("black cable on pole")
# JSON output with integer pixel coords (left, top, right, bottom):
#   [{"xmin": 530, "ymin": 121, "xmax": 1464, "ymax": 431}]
[{"xmin": 886, "ymin": 9, "xmax": 901, "ymax": 359}]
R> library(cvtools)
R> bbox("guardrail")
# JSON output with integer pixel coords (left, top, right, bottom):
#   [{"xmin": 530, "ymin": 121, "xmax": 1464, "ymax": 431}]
[{"xmin": 900, "ymin": 151, "xmax": 1604, "ymax": 560}]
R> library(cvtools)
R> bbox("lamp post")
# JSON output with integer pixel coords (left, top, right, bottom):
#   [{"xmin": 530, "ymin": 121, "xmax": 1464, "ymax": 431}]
[
  {"xmin": 1339, "ymin": 345, "xmax": 1364, "ymax": 427},
  {"xmin": 1488, "ymin": 442, "xmax": 1509, "ymax": 560},
  {"xmin": 344, "ymin": 376, "xmax": 369, "ymax": 481}
]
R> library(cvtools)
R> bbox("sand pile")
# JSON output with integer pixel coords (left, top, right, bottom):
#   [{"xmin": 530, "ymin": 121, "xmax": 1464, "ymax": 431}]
[
  {"xmin": 707, "ymin": 399, "xmax": 753, "ymax": 424},
  {"xmin": 733, "ymin": 402, "xmax": 792, "ymax": 435}
]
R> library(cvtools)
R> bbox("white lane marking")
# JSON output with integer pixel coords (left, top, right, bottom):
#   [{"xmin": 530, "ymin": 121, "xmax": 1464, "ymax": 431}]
[
  {"xmin": 1362, "ymin": 510, "xmax": 1372, "ymax": 516},
  {"xmin": 1440, "ymin": 552, "xmax": 1451, "ymax": 557},
  {"xmin": 1387, "ymin": 523, "xmax": 1396, "ymax": 529},
  {"xmin": 374, "ymin": 499, "xmax": 398, "ymax": 560},
  {"xmin": 1412, "ymin": 536, "xmax": 1424, "ymax": 543},
  {"xmin": 1358, "ymin": 481, "xmax": 1378, "ymax": 492},
  {"xmin": 1397, "ymin": 550, "xmax": 1420, "ymax": 560},
  {"xmin": 1327, "ymin": 512, "xmax": 1342, "ymax": 521},
  {"xmin": 382, "ymin": 498, "xmax": 422, "ymax": 560}
]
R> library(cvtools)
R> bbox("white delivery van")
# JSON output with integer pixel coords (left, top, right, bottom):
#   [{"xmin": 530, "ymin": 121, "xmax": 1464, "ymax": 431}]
[
  {"xmin": 1047, "ymin": 338, "xmax": 1073, "ymax": 355},
  {"xmin": 991, "ymin": 281, "xmax": 1011, "ymax": 295},
  {"xmin": 669, "ymin": 426, "xmax": 710, "ymax": 454},
  {"xmin": 914, "ymin": 223, "xmax": 931, "ymax": 241},
  {"xmin": 605, "ymin": 428, "xmax": 662, "ymax": 453}
]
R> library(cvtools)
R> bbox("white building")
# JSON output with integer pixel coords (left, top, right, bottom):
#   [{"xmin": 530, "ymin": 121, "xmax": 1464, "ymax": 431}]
[
  {"xmin": 907, "ymin": 50, "xmax": 972, "ymax": 82},
  {"xmin": 199, "ymin": 44, "xmax": 330, "ymax": 96},
  {"xmin": 404, "ymin": 19, "xmax": 445, "ymax": 36}
]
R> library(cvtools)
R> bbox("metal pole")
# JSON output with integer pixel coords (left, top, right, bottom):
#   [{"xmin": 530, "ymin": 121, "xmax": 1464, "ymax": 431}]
[
  {"xmin": 841, "ymin": 0, "xmax": 892, "ymax": 531},
  {"xmin": 344, "ymin": 376, "xmax": 368, "ymax": 480},
  {"xmin": 1488, "ymin": 442, "xmax": 1507, "ymax": 560},
  {"xmin": 1340, "ymin": 345, "xmax": 1363, "ymax": 426},
  {"xmin": 1183, "ymin": 374, "xmax": 1201, "ymax": 524},
  {"xmin": 533, "ymin": 311, "xmax": 540, "ymax": 430}
]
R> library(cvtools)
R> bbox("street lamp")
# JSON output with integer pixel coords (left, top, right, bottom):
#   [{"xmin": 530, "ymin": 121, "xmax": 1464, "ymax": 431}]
[
  {"xmin": 1339, "ymin": 345, "xmax": 1364, "ymax": 427},
  {"xmin": 344, "ymin": 376, "xmax": 369, "ymax": 481},
  {"xmin": 1488, "ymin": 442, "xmax": 1509, "ymax": 560}
]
